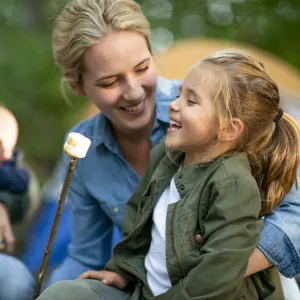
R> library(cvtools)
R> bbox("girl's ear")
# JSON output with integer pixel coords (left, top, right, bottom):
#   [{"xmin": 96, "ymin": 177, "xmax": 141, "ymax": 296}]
[
  {"xmin": 64, "ymin": 74, "xmax": 87, "ymax": 96},
  {"xmin": 219, "ymin": 118, "xmax": 244, "ymax": 142}
]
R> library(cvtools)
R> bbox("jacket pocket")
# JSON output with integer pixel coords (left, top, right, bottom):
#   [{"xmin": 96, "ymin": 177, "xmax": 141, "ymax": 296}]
[{"xmin": 179, "ymin": 212, "xmax": 203, "ymax": 252}]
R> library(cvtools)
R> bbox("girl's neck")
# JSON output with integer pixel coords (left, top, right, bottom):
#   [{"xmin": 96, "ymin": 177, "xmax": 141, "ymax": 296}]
[{"xmin": 183, "ymin": 143, "xmax": 233, "ymax": 167}]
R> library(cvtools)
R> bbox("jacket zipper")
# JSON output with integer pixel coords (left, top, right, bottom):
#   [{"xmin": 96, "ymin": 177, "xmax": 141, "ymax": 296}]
[{"xmin": 172, "ymin": 201, "xmax": 185, "ymax": 279}]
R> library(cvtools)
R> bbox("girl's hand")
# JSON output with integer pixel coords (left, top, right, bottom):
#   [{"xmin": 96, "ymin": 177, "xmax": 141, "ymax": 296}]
[{"xmin": 78, "ymin": 270, "xmax": 129, "ymax": 290}]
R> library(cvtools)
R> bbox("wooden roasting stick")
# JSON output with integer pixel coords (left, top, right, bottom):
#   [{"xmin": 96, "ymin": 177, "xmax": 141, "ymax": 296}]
[{"xmin": 32, "ymin": 133, "xmax": 91, "ymax": 300}]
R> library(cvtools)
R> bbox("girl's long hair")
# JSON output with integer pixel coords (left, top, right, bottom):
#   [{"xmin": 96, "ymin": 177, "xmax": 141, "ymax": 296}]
[{"xmin": 203, "ymin": 49, "xmax": 300, "ymax": 215}]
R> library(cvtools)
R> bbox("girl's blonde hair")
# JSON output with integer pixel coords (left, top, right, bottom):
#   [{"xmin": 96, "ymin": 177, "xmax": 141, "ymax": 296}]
[
  {"xmin": 52, "ymin": 0, "xmax": 151, "ymax": 85},
  {"xmin": 202, "ymin": 49, "xmax": 300, "ymax": 215}
]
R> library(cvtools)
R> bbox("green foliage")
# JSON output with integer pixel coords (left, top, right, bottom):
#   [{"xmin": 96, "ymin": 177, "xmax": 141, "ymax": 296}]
[{"xmin": 0, "ymin": 0, "xmax": 299, "ymax": 180}]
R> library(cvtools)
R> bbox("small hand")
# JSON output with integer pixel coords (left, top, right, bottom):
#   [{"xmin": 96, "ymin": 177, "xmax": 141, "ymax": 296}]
[
  {"xmin": 0, "ymin": 203, "xmax": 15, "ymax": 253},
  {"xmin": 78, "ymin": 270, "xmax": 129, "ymax": 290}
]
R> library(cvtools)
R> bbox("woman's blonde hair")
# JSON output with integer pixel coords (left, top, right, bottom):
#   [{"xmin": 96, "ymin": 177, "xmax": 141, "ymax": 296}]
[
  {"xmin": 201, "ymin": 49, "xmax": 300, "ymax": 215},
  {"xmin": 52, "ymin": 0, "xmax": 151, "ymax": 85}
]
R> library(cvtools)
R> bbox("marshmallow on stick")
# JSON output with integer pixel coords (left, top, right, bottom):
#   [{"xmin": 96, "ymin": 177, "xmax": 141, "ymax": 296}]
[
  {"xmin": 33, "ymin": 132, "xmax": 91, "ymax": 300},
  {"xmin": 64, "ymin": 132, "xmax": 91, "ymax": 158}
]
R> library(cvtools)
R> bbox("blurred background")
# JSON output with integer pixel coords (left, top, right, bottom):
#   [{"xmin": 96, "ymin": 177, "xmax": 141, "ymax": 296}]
[
  {"xmin": 1, "ymin": 0, "xmax": 300, "ymax": 278},
  {"xmin": 1, "ymin": 0, "xmax": 300, "ymax": 180}
]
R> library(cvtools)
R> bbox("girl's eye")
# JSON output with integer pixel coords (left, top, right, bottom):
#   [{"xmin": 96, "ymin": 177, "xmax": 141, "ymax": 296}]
[
  {"xmin": 136, "ymin": 66, "xmax": 149, "ymax": 73},
  {"xmin": 175, "ymin": 95, "xmax": 180, "ymax": 99},
  {"xmin": 187, "ymin": 99, "xmax": 196, "ymax": 105}
]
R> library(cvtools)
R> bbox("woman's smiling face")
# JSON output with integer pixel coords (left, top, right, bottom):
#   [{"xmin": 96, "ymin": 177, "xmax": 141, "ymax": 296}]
[{"xmin": 78, "ymin": 30, "xmax": 157, "ymax": 134}]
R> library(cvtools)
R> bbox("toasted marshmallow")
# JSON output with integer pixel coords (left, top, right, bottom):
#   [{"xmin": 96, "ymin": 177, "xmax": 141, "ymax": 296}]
[{"xmin": 63, "ymin": 132, "xmax": 91, "ymax": 158}]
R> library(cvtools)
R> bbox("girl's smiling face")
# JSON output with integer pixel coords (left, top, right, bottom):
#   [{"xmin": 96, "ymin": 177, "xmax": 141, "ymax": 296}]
[
  {"xmin": 72, "ymin": 30, "xmax": 157, "ymax": 135},
  {"xmin": 166, "ymin": 63, "xmax": 222, "ymax": 165}
]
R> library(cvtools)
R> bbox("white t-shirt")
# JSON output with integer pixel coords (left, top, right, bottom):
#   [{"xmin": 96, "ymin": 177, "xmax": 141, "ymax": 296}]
[{"xmin": 144, "ymin": 177, "xmax": 180, "ymax": 296}]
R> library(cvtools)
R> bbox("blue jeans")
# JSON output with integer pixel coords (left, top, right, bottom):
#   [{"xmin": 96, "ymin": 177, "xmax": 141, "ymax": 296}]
[{"xmin": 0, "ymin": 253, "xmax": 35, "ymax": 300}]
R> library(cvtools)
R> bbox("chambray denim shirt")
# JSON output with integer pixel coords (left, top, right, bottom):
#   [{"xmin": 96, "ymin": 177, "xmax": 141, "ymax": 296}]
[{"xmin": 50, "ymin": 77, "xmax": 300, "ymax": 284}]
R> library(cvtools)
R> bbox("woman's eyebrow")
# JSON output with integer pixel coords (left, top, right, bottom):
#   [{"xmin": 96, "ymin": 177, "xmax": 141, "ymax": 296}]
[{"xmin": 134, "ymin": 57, "xmax": 150, "ymax": 68}]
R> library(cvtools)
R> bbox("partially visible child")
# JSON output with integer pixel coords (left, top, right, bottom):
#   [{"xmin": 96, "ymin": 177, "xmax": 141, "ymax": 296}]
[
  {"xmin": 0, "ymin": 106, "xmax": 30, "ymax": 253},
  {"xmin": 38, "ymin": 49, "xmax": 300, "ymax": 299}
]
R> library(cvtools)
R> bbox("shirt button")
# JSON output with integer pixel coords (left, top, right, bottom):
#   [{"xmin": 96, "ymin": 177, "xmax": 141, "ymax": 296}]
[
  {"xmin": 180, "ymin": 185, "xmax": 185, "ymax": 191},
  {"xmin": 178, "ymin": 173, "xmax": 183, "ymax": 179},
  {"xmin": 113, "ymin": 207, "xmax": 120, "ymax": 213},
  {"xmin": 195, "ymin": 234, "xmax": 202, "ymax": 244}
]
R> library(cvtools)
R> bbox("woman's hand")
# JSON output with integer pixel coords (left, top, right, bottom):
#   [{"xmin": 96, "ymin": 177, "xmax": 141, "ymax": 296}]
[
  {"xmin": 78, "ymin": 270, "xmax": 129, "ymax": 290},
  {"xmin": 0, "ymin": 203, "xmax": 15, "ymax": 253}
]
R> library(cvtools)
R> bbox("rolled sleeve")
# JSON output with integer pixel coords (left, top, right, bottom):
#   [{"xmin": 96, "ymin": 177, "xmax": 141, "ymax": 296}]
[{"xmin": 258, "ymin": 184, "xmax": 300, "ymax": 277}]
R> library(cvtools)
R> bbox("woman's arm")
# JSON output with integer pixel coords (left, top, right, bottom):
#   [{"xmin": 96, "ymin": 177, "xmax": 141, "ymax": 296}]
[{"xmin": 253, "ymin": 183, "xmax": 300, "ymax": 278}]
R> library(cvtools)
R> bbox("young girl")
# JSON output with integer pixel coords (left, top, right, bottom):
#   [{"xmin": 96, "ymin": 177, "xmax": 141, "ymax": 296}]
[{"xmin": 38, "ymin": 49, "xmax": 300, "ymax": 299}]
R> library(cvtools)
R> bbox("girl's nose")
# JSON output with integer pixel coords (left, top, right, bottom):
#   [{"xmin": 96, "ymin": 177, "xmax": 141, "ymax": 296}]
[{"xmin": 168, "ymin": 97, "xmax": 180, "ymax": 113}]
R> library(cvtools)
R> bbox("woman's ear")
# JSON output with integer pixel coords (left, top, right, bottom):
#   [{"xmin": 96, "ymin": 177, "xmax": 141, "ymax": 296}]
[
  {"xmin": 64, "ymin": 74, "xmax": 86, "ymax": 96},
  {"xmin": 219, "ymin": 118, "xmax": 244, "ymax": 142}
]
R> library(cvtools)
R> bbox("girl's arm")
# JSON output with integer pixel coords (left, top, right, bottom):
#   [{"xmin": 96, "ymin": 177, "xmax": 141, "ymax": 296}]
[{"xmin": 246, "ymin": 247, "xmax": 272, "ymax": 277}]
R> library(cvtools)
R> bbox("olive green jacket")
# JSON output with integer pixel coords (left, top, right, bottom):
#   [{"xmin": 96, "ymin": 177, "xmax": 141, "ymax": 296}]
[{"xmin": 106, "ymin": 142, "xmax": 283, "ymax": 299}]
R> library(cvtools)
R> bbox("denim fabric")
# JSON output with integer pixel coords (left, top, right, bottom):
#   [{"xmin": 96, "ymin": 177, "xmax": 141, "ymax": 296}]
[
  {"xmin": 258, "ymin": 182, "xmax": 300, "ymax": 277},
  {"xmin": 0, "ymin": 253, "xmax": 34, "ymax": 300}
]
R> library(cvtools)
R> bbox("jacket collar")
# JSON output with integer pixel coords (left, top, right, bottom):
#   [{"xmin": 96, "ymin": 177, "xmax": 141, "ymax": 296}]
[{"xmin": 149, "ymin": 147, "xmax": 227, "ymax": 197}]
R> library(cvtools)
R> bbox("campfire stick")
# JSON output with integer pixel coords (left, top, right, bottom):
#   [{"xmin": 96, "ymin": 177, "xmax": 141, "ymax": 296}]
[{"xmin": 32, "ymin": 133, "xmax": 91, "ymax": 299}]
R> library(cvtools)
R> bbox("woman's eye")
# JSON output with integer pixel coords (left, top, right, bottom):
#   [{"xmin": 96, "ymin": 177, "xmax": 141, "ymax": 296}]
[
  {"xmin": 175, "ymin": 95, "xmax": 180, "ymax": 99},
  {"xmin": 136, "ymin": 66, "xmax": 149, "ymax": 73},
  {"xmin": 100, "ymin": 81, "xmax": 117, "ymax": 88}
]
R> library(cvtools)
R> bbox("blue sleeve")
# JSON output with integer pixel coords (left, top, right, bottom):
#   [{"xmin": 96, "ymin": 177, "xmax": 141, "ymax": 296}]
[
  {"xmin": 258, "ymin": 183, "xmax": 300, "ymax": 277},
  {"xmin": 48, "ymin": 153, "xmax": 113, "ymax": 282},
  {"xmin": 0, "ymin": 164, "xmax": 29, "ymax": 193}
]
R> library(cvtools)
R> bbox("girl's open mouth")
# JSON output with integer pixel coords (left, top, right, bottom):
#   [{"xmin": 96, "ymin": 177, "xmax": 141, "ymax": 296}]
[{"xmin": 168, "ymin": 118, "xmax": 182, "ymax": 132}]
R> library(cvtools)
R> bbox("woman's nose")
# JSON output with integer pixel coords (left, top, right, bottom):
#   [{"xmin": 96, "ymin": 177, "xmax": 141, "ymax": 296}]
[{"xmin": 122, "ymin": 78, "xmax": 144, "ymax": 101}]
